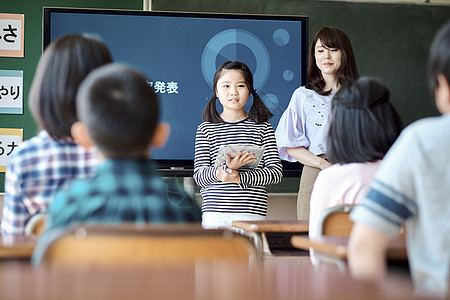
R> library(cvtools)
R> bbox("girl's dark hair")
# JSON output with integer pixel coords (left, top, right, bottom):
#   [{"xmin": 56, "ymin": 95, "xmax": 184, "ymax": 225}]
[
  {"xmin": 327, "ymin": 77, "xmax": 403, "ymax": 164},
  {"xmin": 428, "ymin": 19, "xmax": 450, "ymax": 94},
  {"xmin": 28, "ymin": 34, "xmax": 113, "ymax": 140},
  {"xmin": 306, "ymin": 26, "xmax": 359, "ymax": 96},
  {"xmin": 202, "ymin": 61, "xmax": 273, "ymax": 124}
]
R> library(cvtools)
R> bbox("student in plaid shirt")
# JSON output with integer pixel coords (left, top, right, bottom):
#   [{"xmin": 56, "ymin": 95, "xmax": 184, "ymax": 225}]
[
  {"xmin": 35, "ymin": 64, "xmax": 201, "ymax": 240},
  {"xmin": 1, "ymin": 35, "xmax": 113, "ymax": 235}
]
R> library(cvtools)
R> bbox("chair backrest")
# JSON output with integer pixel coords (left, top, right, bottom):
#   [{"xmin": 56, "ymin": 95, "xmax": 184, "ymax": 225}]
[
  {"xmin": 24, "ymin": 213, "xmax": 47, "ymax": 236},
  {"xmin": 317, "ymin": 205, "xmax": 355, "ymax": 237},
  {"xmin": 317, "ymin": 205, "xmax": 407, "ymax": 237},
  {"xmin": 35, "ymin": 223, "xmax": 257, "ymax": 267}
]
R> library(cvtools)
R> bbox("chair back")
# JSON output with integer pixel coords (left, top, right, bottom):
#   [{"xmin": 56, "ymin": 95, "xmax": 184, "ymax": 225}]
[
  {"xmin": 317, "ymin": 205, "xmax": 355, "ymax": 237},
  {"xmin": 35, "ymin": 223, "xmax": 257, "ymax": 267},
  {"xmin": 317, "ymin": 205, "xmax": 407, "ymax": 237},
  {"xmin": 24, "ymin": 213, "xmax": 47, "ymax": 236}
]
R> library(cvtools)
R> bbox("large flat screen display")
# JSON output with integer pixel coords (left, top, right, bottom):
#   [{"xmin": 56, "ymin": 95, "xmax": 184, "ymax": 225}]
[{"xmin": 43, "ymin": 7, "xmax": 308, "ymax": 176}]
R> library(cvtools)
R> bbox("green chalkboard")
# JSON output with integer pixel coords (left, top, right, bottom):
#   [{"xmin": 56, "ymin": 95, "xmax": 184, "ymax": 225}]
[
  {"xmin": 1, "ymin": 0, "xmax": 448, "ymax": 194},
  {"xmin": 0, "ymin": 0, "xmax": 143, "ymax": 191},
  {"xmin": 152, "ymin": 0, "xmax": 449, "ymax": 124},
  {"xmin": 152, "ymin": 0, "xmax": 449, "ymax": 192}
]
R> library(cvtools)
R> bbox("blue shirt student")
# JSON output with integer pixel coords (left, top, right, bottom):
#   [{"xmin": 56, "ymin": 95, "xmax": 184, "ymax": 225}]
[{"xmin": 46, "ymin": 158, "xmax": 201, "ymax": 230}]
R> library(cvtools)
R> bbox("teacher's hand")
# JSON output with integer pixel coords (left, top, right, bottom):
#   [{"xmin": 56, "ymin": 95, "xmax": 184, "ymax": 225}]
[{"xmin": 319, "ymin": 158, "xmax": 332, "ymax": 170}]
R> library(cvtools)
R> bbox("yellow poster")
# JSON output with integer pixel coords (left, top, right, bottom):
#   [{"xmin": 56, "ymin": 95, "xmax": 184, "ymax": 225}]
[{"xmin": 0, "ymin": 128, "xmax": 23, "ymax": 172}]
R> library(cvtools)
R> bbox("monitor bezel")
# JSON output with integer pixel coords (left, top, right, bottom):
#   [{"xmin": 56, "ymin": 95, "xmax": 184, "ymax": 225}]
[{"xmin": 42, "ymin": 7, "xmax": 308, "ymax": 177}]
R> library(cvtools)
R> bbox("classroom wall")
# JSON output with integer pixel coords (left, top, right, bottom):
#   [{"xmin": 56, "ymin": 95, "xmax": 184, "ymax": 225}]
[
  {"xmin": 151, "ymin": 0, "xmax": 449, "ymax": 125},
  {"xmin": 1, "ymin": 0, "xmax": 448, "ymax": 194},
  {"xmin": 0, "ymin": 0, "xmax": 143, "ymax": 191},
  {"xmin": 151, "ymin": 0, "xmax": 449, "ymax": 193}
]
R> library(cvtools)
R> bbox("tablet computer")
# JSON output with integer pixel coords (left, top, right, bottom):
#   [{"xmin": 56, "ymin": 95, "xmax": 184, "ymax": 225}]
[{"xmin": 215, "ymin": 144, "xmax": 265, "ymax": 169}]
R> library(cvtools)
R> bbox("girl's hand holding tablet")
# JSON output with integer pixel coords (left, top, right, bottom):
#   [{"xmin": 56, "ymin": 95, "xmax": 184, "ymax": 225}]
[
  {"xmin": 216, "ymin": 151, "xmax": 257, "ymax": 184},
  {"xmin": 225, "ymin": 150, "xmax": 257, "ymax": 171}
]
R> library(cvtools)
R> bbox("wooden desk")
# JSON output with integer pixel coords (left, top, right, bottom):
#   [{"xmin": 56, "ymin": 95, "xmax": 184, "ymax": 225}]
[
  {"xmin": 291, "ymin": 235, "xmax": 408, "ymax": 260},
  {"xmin": 232, "ymin": 220, "xmax": 309, "ymax": 256},
  {"xmin": 232, "ymin": 220, "xmax": 309, "ymax": 232},
  {"xmin": 0, "ymin": 235, "xmax": 37, "ymax": 259},
  {"xmin": 0, "ymin": 257, "xmax": 431, "ymax": 300}
]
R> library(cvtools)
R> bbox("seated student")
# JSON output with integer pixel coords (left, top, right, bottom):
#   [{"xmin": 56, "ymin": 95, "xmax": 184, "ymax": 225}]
[
  {"xmin": 348, "ymin": 20, "xmax": 450, "ymax": 298},
  {"xmin": 308, "ymin": 77, "xmax": 403, "ymax": 238},
  {"xmin": 1, "ymin": 35, "xmax": 113, "ymax": 235},
  {"xmin": 35, "ymin": 64, "xmax": 202, "ymax": 239}
]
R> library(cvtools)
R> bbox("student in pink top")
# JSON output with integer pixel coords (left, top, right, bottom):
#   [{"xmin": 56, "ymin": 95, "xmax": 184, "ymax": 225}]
[{"xmin": 309, "ymin": 77, "xmax": 403, "ymax": 238}]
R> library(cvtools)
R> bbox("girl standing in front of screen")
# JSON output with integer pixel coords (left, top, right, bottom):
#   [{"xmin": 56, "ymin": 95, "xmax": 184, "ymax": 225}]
[
  {"xmin": 275, "ymin": 26, "xmax": 359, "ymax": 221},
  {"xmin": 194, "ymin": 61, "xmax": 283, "ymax": 230}
]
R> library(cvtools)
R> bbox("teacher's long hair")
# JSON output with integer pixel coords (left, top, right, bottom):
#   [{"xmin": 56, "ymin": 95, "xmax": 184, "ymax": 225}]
[{"xmin": 306, "ymin": 26, "xmax": 359, "ymax": 96}]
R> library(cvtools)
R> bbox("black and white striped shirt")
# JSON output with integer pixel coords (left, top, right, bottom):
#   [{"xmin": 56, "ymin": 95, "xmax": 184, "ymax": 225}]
[{"xmin": 193, "ymin": 118, "xmax": 283, "ymax": 216}]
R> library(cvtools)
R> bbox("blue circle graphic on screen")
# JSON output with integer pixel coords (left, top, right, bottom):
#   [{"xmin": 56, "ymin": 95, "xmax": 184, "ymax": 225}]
[
  {"xmin": 273, "ymin": 29, "xmax": 290, "ymax": 46},
  {"xmin": 262, "ymin": 93, "xmax": 279, "ymax": 111},
  {"xmin": 202, "ymin": 29, "xmax": 270, "ymax": 90},
  {"xmin": 283, "ymin": 70, "xmax": 294, "ymax": 81}
]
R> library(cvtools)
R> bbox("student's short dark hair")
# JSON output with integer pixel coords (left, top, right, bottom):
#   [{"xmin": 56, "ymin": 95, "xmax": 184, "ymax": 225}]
[
  {"xmin": 306, "ymin": 26, "xmax": 359, "ymax": 96},
  {"xmin": 28, "ymin": 34, "xmax": 113, "ymax": 140},
  {"xmin": 428, "ymin": 19, "xmax": 450, "ymax": 93},
  {"xmin": 327, "ymin": 77, "xmax": 403, "ymax": 164},
  {"xmin": 76, "ymin": 64, "xmax": 159, "ymax": 158},
  {"xmin": 202, "ymin": 61, "xmax": 273, "ymax": 124}
]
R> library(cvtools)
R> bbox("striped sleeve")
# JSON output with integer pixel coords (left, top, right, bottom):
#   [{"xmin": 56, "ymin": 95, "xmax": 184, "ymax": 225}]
[
  {"xmin": 350, "ymin": 179, "xmax": 416, "ymax": 237},
  {"xmin": 240, "ymin": 122, "xmax": 283, "ymax": 188},
  {"xmin": 1, "ymin": 158, "xmax": 29, "ymax": 235},
  {"xmin": 193, "ymin": 124, "xmax": 220, "ymax": 187},
  {"xmin": 195, "ymin": 119, "xmax": 283, "ymax": 216}
]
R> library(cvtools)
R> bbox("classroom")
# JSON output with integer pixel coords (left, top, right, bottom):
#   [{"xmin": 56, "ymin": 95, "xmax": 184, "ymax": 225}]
[{"xmin": 0, "ymin": 0, "xmax": 449, "ymax": 299}]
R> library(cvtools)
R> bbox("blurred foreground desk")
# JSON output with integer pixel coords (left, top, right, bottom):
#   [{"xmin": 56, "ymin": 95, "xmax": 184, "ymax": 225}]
[
  {"xmin": 232, "ymin": 220, "xmax": 309, "ymax": 257},
  {"xmin": 0, "ymin": 235, "xmax": 37, "ymax": 259},
  {"xmin": 291, "ymin": 235, "xmax": 407, "ymax": 260},
  {"xmin": 0, "ymin": 257, "xmax": 430, "ymax": 300}
]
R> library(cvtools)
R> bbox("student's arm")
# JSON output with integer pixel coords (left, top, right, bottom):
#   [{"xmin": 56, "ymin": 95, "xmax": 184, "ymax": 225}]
[
  {"xmin": 286, "ymin": 146, "xmax": 331, "ymax": 170},
  {"xmin": 347, "ymin": 222, "xmax": 391, "ymax": 281},
  {"xmin": 193, "ymin": 125, "xmax": 220, "ymax": 187},
  {"xmin": 1, "ymin": 160, "xmax": 29, "ymax": 235},
  {"xmin": 1, "ymin": 192, "xmax": 28, "ymax": 235},
  {"xmin": 237, "ymin": 123, "xmax": 283, "ymax": 188}
]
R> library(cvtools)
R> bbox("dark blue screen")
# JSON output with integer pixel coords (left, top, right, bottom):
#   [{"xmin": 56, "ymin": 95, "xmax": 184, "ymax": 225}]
[{"xmin": 47, "ymin": 10, "xmax": 307, "ymax": 166}]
